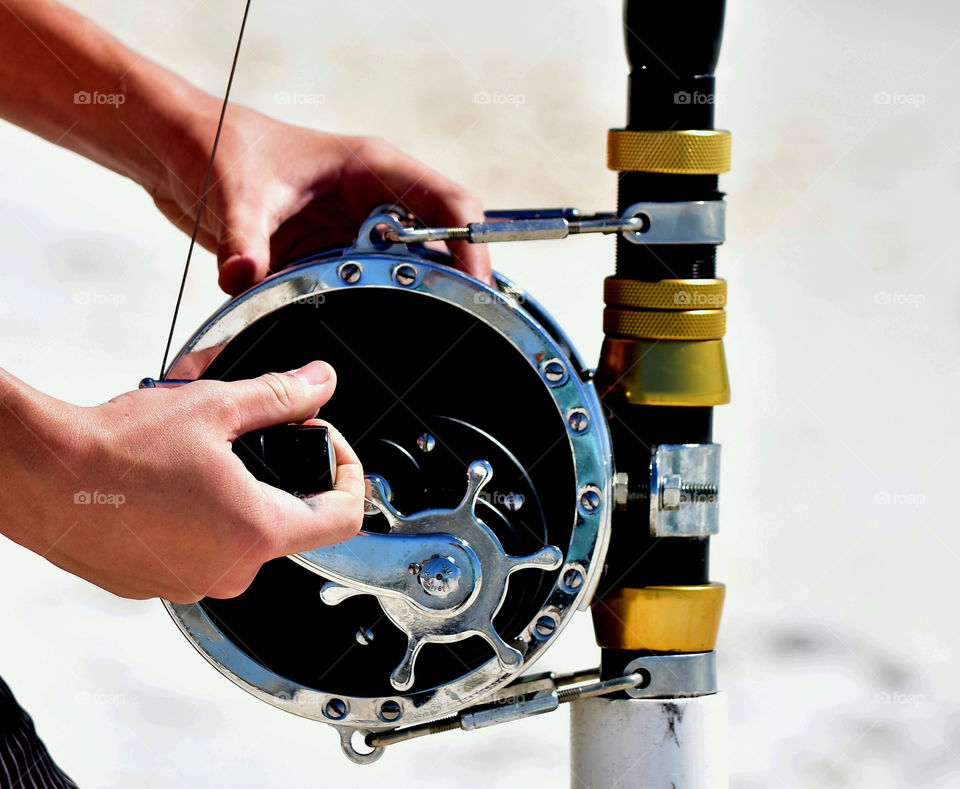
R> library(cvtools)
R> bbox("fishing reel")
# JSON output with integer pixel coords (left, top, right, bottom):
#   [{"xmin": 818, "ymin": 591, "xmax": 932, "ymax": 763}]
[{"xmin": 153, "ymin": 204, "xmax": 723, "ymax": 762}]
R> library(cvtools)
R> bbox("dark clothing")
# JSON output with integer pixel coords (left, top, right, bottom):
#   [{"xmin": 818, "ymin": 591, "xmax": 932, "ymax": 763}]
[{"xmin": 0, "ymin": 675, "xmax": 78, "ymax": 789}]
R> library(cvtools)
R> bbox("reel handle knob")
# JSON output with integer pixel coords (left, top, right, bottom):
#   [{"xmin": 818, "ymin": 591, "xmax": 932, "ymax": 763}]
[{"xmin": 233, "ymin": 423, "xmax": 336, "ymax": 496}]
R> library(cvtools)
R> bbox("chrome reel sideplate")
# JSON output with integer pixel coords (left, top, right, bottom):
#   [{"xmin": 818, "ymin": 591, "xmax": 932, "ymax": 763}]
[{"xmin": 162, "ymin": 222, "xmax": 612, "ymax": 759}]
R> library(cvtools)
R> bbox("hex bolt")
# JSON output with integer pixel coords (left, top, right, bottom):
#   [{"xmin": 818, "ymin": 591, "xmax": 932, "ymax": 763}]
[
  {"xmin": 339, "ymin": 262, "xmax": 362, "ymax": 284},
  {"xmin": 395, "ymin": 264, "xmax": 417, "ymax": 286},
  {"xmin": 378, "ymin": 700, "xmax": 402, "ymax": 723},
  {"xmin": 535, "ymin": 615, "xmax": 557, "ymax": 638},
  {"xmin": 612, "ymin": 471, "xmax": 629, "ymax": 509},
  {"xmin": 568, "ymin": 408, "xmax": 590, "ymax": 433},
  {"xmin": 324, "ymin": 698, "xmax": 347, "ymax": 720},
  {"xmin": 355, "ymin": 627, "xmax": 374, "ymax": 646},
  {"xmin": 541, "ymin": 359, "xmax": 567, "ymax": 385},
  {"xmin": 579, "ymin": 487, "xmax": 602, "ymax": 513},
  {"xmin": 562, "ymin": 568, "xmax": 584, "ymax": 590}
]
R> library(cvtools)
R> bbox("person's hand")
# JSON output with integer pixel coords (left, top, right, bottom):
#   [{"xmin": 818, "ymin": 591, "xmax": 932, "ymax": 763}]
[
  {"xmin": 0, "ymin": 361, "xmax": 363, "ymax": 603},
  {"xmin": 0, "ymin": 1, "xmax": 490, "ymax": 293},
  {"xmin": 152, "ymin": 101, "xmax": 491, "ymax": 295}
]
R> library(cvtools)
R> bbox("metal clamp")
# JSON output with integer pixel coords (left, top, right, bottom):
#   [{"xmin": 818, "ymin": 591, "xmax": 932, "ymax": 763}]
[
  {"xmin": 650, "ymin": 444, "xmax": 721, "ymax": 537},
  {"xmin": 620, "ymin": 201, "xmax": 725, "ymax": 245},
  {"xmin": 623, "ymin": 652, "xmax": 717, "ymax": 699}
]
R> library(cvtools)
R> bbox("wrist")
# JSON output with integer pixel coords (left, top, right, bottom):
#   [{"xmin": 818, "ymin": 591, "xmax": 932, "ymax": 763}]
[
  {"xmin": 116, "ymin": 65, "xmax": 221, "ymax": 197},
  {"xmin": 0, "ymin": 370, "xmax": 86, "ymax": 551}
]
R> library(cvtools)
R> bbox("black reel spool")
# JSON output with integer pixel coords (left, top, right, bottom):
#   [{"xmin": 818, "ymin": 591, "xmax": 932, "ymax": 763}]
[{"xmin": 161, "ymin": 217, "xmax": 612, "ymax": 759}]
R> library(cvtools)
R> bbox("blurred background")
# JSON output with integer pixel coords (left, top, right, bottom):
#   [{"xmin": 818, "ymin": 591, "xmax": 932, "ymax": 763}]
[{"xmin": 0, "ymin": 0, "xmax": 957, "ymax": 786}]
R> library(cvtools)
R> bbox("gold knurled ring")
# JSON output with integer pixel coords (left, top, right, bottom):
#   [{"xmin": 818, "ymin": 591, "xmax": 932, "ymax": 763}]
[
  {"xmin": 604, "ymin": 278, "xmax": 727, "ymax": 310},
  {"xmin": 607, "ymin": 129, "xmax": 732, "ymax": 174},
  {"xmin": 603, "ymin": 307, "xmax": 726, "ymax": 340}
]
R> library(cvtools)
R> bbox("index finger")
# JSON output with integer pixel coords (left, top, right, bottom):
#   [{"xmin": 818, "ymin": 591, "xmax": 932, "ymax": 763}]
[{"xmin": 340, "ymin": 138, "xmax": 492, "ymax": 283}]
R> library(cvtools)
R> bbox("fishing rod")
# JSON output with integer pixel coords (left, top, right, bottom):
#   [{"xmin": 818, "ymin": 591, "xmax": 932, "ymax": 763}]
[{"xmin": 575, "ymin": 1, "xmax": 730, "ymax": 784}]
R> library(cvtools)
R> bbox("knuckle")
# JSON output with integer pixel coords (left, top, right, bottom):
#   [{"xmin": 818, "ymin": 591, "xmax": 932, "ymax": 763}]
[
  {"xmin": 233, "ymin": 492, "xmax": 281, "ymax": 559},
  {"xmin": 206, "ymin": 571, "xmax": 256, "ymax": 600},
  {"xmin": 208, "ymin": 386, "xmax": 246, "ymax": 429},
  {"xmin": 333, "ymin": 503, "xmax": 364, "ymax": 543},
  {"xmin": 353, "ymin": 135, "xmax": 393, "ymax": 164},
  {"xmin": 257, "ymin": 372, "xmax": 301, "ymax": 413}
]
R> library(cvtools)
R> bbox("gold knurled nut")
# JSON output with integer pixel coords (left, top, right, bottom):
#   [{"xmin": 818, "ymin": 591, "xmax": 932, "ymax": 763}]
[
  {"xmin": 604, "ymin": 278, "xmax": 727, "ymax": 310},
  {"xmin": 592, "ymin": 583, "xmax": 726, "ymax": 652},
  {"xmin": 603, "ymin": 307, "xmax": 726, "ymax": 340},
  {"xmin": 607, "ymin": 129, "xmax": 732, "ymax": 174}
]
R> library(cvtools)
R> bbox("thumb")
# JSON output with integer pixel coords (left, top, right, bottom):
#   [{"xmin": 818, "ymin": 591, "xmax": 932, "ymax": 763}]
[
  {"xmin": 217, "ymin": 203, "xmax": 272, "ymax": 295},
  {"xmin": 215, "ymin": 361, "xmax": 337, "ymax": 436}
]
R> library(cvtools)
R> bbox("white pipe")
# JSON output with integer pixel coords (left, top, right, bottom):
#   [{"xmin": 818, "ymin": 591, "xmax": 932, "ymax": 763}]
[{"xmin": 570, "ymin": 693, "xmax": 728, "ymax": 788}]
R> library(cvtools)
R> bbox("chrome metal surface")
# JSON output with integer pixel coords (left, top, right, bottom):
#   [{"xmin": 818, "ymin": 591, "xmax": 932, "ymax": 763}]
[
  {"xmin": 623, "ymin": 652, "xmax": 718, "ymax": 699},
  {"xmin": 295, "ymin": 477, "xmax": 482, "ymax": 615},
  {"xmin": 162, "ymin": 245, "xmax": 613, "ymax": 732},
  {"xmin": 333, "ymin": 460, "xmax": 562, "ymax": 692},
  {"xmin": 502, "ymin": 492, "xmax": 524, "ymax": 512},
  {"xmin": 567, "ymin": 408, "xmax": 590, "ymax": 434},
  {"xmin": 649, "ymin": 444, "xmax": 721, "ymax": 537},
  {"xmin": 612, "ymin": 471, "xmax": 629, "ymax": 509},
  {"xmin": 355, "ymin": 627, "xmax": 374, "ymax": 646},
  {"xmin": 338, "ymin": 261, "xmax": 363, "ymax": 284},
  {"xmin": 337, "ymin": 726, "xmax": 383, "ymax": 765},
  {"xmin": 620, "ymin": 200, "xmax": 726, "ymax": 245},
  {"xmin": 460, "ymin": 689, "xmax": 559, "ymax": 730},
  {"xmin": 541, "ymin": 358, "xmax": 568, "ymax": 385},
  {"xmin": 384, "ymin": 215, "xmax": 644, "ymax": 244},
  {"xmin": 417, "ymin": 555, "xmax": 461, "ymax": 597},
  {"xmin": 579, "ymin": 485, "xmax": 602, "ymax": 513},
  {"xmin": 365, "ymin": 669, "xmax": 643, "ymax": 749},
  {"xmin": 416, "ymin": 433, "xmax": 436, "ymax": 453},
  {"xmin": 381, "ymin": 203, "xmax": 723, "ymax": 246}
]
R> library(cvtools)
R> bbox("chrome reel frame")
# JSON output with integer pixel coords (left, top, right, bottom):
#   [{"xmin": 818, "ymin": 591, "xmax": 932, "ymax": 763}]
[{"xmin": 162, "ymin": 216, "xmax": 612, "ymax": 758}]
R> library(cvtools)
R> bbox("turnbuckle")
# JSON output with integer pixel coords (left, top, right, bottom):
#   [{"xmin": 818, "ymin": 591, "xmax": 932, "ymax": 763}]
[
  {"xmin": 365, "ymin": 668, "xmax": 644, "ymax": 749},
  {"xmin": 381, "ymin": 202, "xmax": 725, "ymax": 246}
]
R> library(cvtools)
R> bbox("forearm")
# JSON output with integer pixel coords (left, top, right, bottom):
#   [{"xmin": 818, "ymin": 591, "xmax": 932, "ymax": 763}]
[{"xmin": 0, "ymin": 0, "xmax": 216, "ymax": 192}]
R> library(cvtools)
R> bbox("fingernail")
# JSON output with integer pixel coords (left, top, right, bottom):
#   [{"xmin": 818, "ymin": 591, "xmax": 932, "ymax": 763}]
[
  {"xmin": 218, "ymin": 256, "xmax": 257, "ymax": 295},
  {"xmin": 292, "ymin": 360, "xmax": 332, "ymax": 386}
]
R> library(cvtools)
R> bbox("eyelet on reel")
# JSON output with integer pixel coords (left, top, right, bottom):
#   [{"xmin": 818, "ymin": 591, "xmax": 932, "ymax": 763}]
[{"xmin": 161, "ymin": 223, "xmax": 612, "ymax": 760}]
